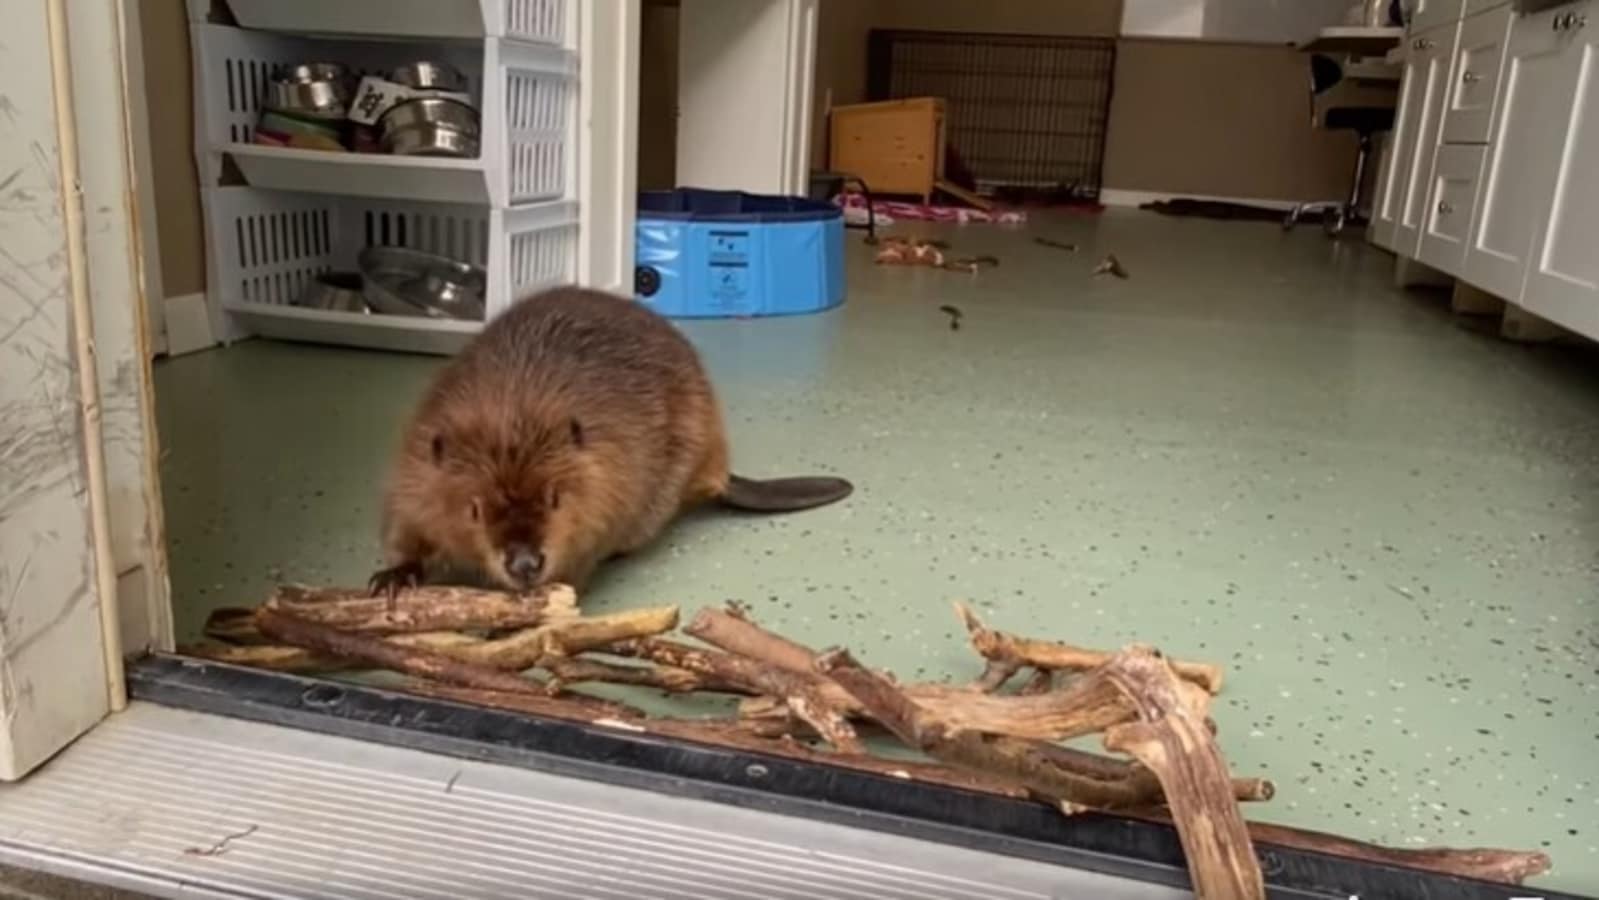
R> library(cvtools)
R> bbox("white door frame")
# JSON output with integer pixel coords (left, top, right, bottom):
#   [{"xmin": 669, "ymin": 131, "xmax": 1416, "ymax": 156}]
[
  {"xmin": 578, "ymin": 0, "xmax": 643, "ymax": 296},
  {"xmin": 0, "ymin": 0, "xmax": 171, "ymax": 780},
  {"xmin": 676, "ymin": 0, "xmax": 819, "ymax": 195}
]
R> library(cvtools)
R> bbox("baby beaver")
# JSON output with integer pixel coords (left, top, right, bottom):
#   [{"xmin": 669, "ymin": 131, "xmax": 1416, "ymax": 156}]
[{"xmin": 371, "ymin": 286, "xmax": 853, "ymax": 595}]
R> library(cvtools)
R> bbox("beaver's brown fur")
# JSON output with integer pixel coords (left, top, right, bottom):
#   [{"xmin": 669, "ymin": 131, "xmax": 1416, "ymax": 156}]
[{"xmin": 371, "ymin": 286, "xmax": 852, "ymax": 595}]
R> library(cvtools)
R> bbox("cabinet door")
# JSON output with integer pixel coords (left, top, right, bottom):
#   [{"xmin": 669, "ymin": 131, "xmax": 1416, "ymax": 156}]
[
  {"xmin": 1522, "ymin": 3, "xmax": 1599, "ymax": 339},
  {"xmin": 1462, "ymin": 4, "xmax": 1573, "ymax": 300},
  {"xmin": 1392, "ymin": 26, "xmax": 1459, "ymax": 256},
  {"xmin": 1369, "ymin": 131, "xmax": 1400, "ymax": 249},
  {"xmin": 1371, "ymin": 47, "xmax": 1427, "ymax": 249},
  {"xmin": 1416, "ymin": 144, "xmax": 1485, "ymax": 272},
  {"xmin": 1441, "ymin": 6, "xmax": 1512, "ymax": 143}
]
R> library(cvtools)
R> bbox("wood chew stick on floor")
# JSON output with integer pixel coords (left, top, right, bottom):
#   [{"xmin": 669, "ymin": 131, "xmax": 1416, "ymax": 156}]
[
  {"xmin": 956, "ymin": 602, "xmax": 1225, "ymax": 695},
  {"xmin": 256, "ymin": 608, "xmax": 549, "ymax": 696},
  {"xmin": 182, "ymin": 631, "xmax": 485, "ymax": 673},
  {"xmin": 194, "ymin": 605, "xmax": 682, "ymax": 677},
  {"xmin": 619, "ymin": 637, "xmax": 862, "ymax": 753},
  {"xmin": 1119, "ymin": 808, "xmax": 1551, "ymax": 886},
  {"xmin": 262, "ymin": 583, "xmax": 578, "ymax": 635},
  {"xmin": 720, "ymin": 605, "xmax": 1200, "ymax": 743},
  {"xmin": 434, "ymin": 605, "xmax": 681, "ymax": 672},
  {"xmin": 1100, "ymin": 646, "xmax": 1264, "ymax": 900}
]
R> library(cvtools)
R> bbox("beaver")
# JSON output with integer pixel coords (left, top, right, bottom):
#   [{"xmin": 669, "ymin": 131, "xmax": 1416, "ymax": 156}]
[{"xmin": 369, "ymin": 286, "xmax": 852, "ymax": 596}]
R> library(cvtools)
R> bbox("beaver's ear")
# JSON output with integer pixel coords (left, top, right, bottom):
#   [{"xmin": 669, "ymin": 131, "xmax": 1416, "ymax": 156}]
[
  {"xmin": 569, "ymin": 418, "xmax": 585, "ymax": 448},
  {"xmin": 430, "ymin": 433, "xmax": 447, "ymax": 464}
]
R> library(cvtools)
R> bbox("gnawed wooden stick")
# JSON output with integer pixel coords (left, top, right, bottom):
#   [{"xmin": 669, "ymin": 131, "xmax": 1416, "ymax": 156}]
[
  {"xmin": 256, "ymin": 608, "xmax": 547, "ymax": 695},
  {"xmin": 619, "ymin": 638, "xmax": 861, "ymax": 753},
  {"xmin": 683, "ymin": 607, "xmax": 819, "ymax": 674},
  {"xmin": 1101, "ymin": 646, "xmax": 1262, "ymax": 900},
  {"xmin": 1121, "ymin": 809, "xmax": 1551, "ymax": 887},
  {"xmin": 957, "ymin": 602, "xmax": 1225, "ymax": 694},
  {"xmin": 737, "ymin": 674, "xmax": 1152, "ymax": 743},
  {"xmin": 816, "ymin": 648, "xmax": 1258, "ymax": 812},
  {"xmin": 261, "ymin": 583, "xmax": 577, "ymax": 635},
  {"xmin": 197, "ymin": 608, "xmax": 682, "ymax": 680},
  {"xmin": 183, "ymin": 631, "xmax": 490, "ymax": 672},
  {"xmin": 700, "ymin": 606, "xmax": 1162, "ymax": 742},
  {"xmin": 203, "ymin": 607, "xmax": 268, "ymax": 644},
  {"xmin": 435, "ymin": 606, "xmax": 680, "ymax": 671}
]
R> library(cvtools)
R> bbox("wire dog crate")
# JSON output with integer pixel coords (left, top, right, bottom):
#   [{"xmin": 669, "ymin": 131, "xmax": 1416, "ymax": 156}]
[{"xmin": 866, "ymin": 30, "xmax": 1116, "ymax": 200}]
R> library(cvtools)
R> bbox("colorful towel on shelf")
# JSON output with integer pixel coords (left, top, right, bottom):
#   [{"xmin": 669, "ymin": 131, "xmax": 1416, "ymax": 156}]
[{"xmin": 835, "ymin": 193, "xmax": 1028, "ymax": 225}]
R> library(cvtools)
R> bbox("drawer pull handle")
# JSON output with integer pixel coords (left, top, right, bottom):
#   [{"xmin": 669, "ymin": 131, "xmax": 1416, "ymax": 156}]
[
  {"xmin": 1576, "ymin": 13, "xmax": 1589, "ymax": 30},
  {"xmin": 1437, "ymin": 201, "xmax": 1455, "ymax": 215},
  {"xmin": 1461, "ymin": 70, "xmax": 1481, "ymax": 84}
]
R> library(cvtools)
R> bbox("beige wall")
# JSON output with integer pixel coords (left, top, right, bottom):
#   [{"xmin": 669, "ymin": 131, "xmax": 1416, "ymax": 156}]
[
  {"xmin": 868, "ymin": 0, "xmax": 1121, "ymax": 36},
  {"xmin": 811, "ymin": 0, "xmax": 882, "ymax": 168},
  {"xmin": 1104, "ymin": 39, "xmax": 1380, "ymax": 203},
  {"xmin": 140, "ymin": 0, "xmax": 205, "ymax": 298},
  {"xmin": 809, "ymin": 0, "xmax": 1384, "ymax": 204}
]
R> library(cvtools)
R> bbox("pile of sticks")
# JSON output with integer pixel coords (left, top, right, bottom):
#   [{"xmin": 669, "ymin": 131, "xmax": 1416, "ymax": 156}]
[{"xmin": 189, "ymin": 585, "xmax": 1550, "ymax": 899}]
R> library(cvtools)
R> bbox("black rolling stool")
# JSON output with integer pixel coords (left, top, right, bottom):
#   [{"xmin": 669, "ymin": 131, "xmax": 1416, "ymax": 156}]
[{"xmin": 1283, "ymin": 54, "xmax": 1397, "ymax": 236}]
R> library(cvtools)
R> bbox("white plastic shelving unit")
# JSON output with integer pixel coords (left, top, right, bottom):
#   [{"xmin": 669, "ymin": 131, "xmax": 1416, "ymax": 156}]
[{"xmin": 187, "ymin": 0, "xmax": 593, "ymax": 354}]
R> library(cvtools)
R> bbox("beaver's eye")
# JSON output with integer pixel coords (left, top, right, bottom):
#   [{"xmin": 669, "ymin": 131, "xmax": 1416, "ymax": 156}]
[
  {"xmin": 548, "ymin": 487, "xmax": 561, "ymax": 511},
  {"xmin": 469, "ymin": 498, "xmax": 482, "ymax": 522}
]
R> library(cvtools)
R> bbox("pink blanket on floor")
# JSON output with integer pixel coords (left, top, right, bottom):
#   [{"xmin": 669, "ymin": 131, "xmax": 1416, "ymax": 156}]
[{"xmin": 836, "ymin": 193, "xmax": 1028, "ymax": 225}]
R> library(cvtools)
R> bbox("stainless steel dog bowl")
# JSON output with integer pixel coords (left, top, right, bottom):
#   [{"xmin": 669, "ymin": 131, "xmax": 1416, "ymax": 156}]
[
  {"xmin": 266, "ymin": 62, "xmax": 354, "ymax": 120},
  {"xmin": 357, "ymin": 246, "xmax": 486, "ymax": 321},
  {"xmin": 293, "ymin": 271, "xmax": 370, "ymax": 313},
  {"xmin": 388, "ymin": 61, "xmax": 468, "ymax": 93},
  {"xmin": 378, "ymin": 97, "xmax": 481, "ymax": 158}
]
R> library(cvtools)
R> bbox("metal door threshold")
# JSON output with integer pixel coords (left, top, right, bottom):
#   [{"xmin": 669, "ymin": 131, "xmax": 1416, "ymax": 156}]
[{"xmin": 0, "ymin": 703, "xmax": 1182, "ymax": 900}]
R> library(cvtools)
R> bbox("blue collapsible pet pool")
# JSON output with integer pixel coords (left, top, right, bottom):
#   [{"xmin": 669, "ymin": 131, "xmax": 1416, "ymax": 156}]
[{"xmin": 634, "ymin": 188, "xmax": 845, "ymax": 318}]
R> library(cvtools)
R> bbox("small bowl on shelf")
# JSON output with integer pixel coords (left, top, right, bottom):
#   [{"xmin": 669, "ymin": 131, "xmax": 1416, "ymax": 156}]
[
  {"xmin": 266, "ymin": 61, "xmax": 354, "ymax": 121},
  {"xmin": 293, "ymin": 271, "xmax": 370, "ymax": 314},
  {"xmin": 388, "ymin": 61, "xmax": 469, "ymax": 93},
  {"xmin": 358, "ymin": 246, "xmax": 486, "ymax": 321},
  {"xmin": 378, "ymin": 97, "xmax": 481, "ymax": 158}
]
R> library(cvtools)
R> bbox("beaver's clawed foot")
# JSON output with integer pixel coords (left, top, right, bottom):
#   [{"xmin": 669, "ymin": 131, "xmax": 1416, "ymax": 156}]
[{"xmin": 367, "ymin": 562, "xmax": 422, "ymax": 603}]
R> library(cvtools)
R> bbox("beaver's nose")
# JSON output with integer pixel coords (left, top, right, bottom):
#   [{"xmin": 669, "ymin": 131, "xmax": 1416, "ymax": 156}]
[{"xmin": 505, "ymin": 546, "xmax": 544, "ymax": 587}]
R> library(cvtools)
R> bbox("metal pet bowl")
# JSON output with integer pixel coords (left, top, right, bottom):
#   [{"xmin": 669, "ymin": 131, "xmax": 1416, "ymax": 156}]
[
  {"xmin": 293, "ymin": 271, "xmax": 370, "ymax": 313},
  {"xmin": 379, "ymin": 97, "xmax": 481, "ymax": 158},
  {"xmin": 267, "ymin": 62, "xmax": 354, "ymax": 120},
  {"xmin": 388, "ymin": 61, "xmax": 469, "ymax": 93},
  {"xmin": 357, "ymin": 246, "xmax": 486, "ymax": 321}
]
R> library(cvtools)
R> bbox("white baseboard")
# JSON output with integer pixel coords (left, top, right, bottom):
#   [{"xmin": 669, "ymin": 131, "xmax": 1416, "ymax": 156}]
[
  {"xmin": 161, "ymin": 292, "xmax": 218, "ymax": 357},
  {"xmin": 1099, "ymin": 188, "xmax": 1308, "ymax": 212}
]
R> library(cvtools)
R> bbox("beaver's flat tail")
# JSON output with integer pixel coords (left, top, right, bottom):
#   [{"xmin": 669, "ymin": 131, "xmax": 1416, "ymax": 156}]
[{"xmin": 718, "ymin": 474, "xmax": 853, "ymax": 512}]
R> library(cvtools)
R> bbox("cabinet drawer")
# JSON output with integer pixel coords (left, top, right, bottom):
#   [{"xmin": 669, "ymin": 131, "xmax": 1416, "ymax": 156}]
[
  {"xmin": 1442, "ymin": 6, "xmax": 1512, "ymax": 143},
  {"xmin": 1417, "ymin": 144, "xmax": 1484, "ymax": 273}
]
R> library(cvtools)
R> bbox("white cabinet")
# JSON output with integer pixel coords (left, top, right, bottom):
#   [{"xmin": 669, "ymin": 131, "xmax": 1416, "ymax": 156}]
[
  {"xmin": 1441, "ymin": 6, "xmax": 1512, "ymax": 142},
  {"xmin": 1392, "ymin": 26, "xmax": 1459, "ymax": 255},
  {"xmin": 1462, "ymin": 2, "xmax": 1581, "ymax": 300},
  {"xmin": 1521, "ymin": 3, "xmax": 1599, "ymax": 336},
  {"xmin": 1416, "ymin": 144, "xmax": 1484, "ymax": 270},
  {"xmin": 1375, "ymin": 0, "xmax": 1599, "ymax": 344},
  {"xmin": 1372, "ymin": 39, "xmax": 1429, "ymax": 248}
]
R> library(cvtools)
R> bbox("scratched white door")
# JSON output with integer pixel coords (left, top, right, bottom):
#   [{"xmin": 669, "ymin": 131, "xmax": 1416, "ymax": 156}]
[{"xmin": 0, "ymin": 0, "xmax": 121, "ymax": 780}]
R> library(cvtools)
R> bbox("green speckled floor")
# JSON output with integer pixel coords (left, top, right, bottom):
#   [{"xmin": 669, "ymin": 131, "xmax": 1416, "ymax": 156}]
[{"xmin": 154, "ymin": 211, "xmax": 1599, "ymax": 894}]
